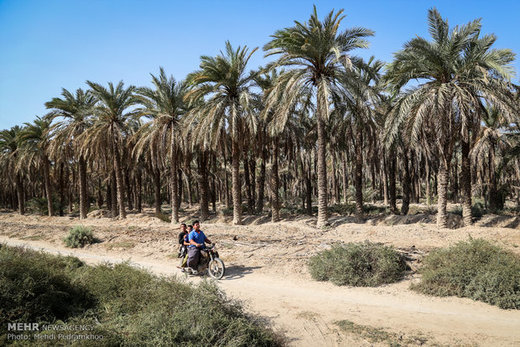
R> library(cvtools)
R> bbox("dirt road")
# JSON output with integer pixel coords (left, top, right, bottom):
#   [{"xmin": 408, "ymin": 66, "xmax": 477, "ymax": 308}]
[{"xmin": 2, "ymin": 234, "xmax": 519, "ymax": 346}]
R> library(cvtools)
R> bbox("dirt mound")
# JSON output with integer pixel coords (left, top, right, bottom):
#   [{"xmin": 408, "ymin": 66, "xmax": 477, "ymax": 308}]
[
  {"xmin": 87, "ymin": 209, "xmax": 112, "ymax": 218},
  {"xmin": 372, "ymin": 213, "xmax": 463, "ymax": 228},
  {"xmin": 475, "ymin": 214, "xmax": 520, "ymax": 229}
]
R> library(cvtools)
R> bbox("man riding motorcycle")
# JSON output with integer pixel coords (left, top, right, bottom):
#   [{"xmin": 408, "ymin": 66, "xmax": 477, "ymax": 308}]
[{"xmin": 187, "ymin": 220, "xmax": 212, "ymax": 274}]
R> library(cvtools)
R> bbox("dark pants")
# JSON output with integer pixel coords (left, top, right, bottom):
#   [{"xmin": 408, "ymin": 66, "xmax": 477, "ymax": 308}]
[{"xmin": 187, "ymin": 247, "xmax": 200, "ymax": 269}]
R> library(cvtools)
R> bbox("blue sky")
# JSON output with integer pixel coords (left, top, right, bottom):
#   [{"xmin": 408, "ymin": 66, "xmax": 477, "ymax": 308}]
[{"xmin": 1, "ymin": 0, "xmax": 519, "ymax": 129}]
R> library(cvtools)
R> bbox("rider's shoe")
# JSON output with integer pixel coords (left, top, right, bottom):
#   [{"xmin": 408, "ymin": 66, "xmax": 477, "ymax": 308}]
[{"xmin": 191, "ymin": 269, "xmax": 198, "ymax": 275}]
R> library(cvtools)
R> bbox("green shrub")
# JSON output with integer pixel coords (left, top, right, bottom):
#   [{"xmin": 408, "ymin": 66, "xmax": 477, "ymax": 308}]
[
  {"xmin": 64, "ymin": 225, "xmax": 95, "ymax": 248},
  {"xmin": 412, "ymin": 239, "xmax": 520, "ymax": 309},
  {"xmin": 308, "ymin": 242, "xmax": 408, "ymax": 286},
  {"xmin": 0, "ymin": 245, "xmax": 282, "ymax": 346},
  {"xmin": 0, "ymin": 246, "xmax": 93, "ymax": 327}
]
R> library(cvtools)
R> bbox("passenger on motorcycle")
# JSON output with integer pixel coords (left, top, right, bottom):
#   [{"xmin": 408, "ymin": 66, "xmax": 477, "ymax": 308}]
[
  {"xmin": 177, "ymin": 223, "xmax": 191, "ymax": 269},
  {"xmin": 187, "ymin": 220, "xmax": 212, "ymax": 274}
]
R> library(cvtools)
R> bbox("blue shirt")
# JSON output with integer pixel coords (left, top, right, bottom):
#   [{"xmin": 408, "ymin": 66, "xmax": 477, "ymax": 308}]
[{"xmin": 188, "ymin": 230, "xmax": 207, "ymax": 248}]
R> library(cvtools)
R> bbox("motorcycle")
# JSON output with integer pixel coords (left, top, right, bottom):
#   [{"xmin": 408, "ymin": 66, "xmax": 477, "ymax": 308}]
[
  {"xmin": 180, "ymin": 244, "xmax": 225, "ymax": 280},
  {"xmin": 198, "ymin": 244, "xmax": 225, "ymax": 279}
]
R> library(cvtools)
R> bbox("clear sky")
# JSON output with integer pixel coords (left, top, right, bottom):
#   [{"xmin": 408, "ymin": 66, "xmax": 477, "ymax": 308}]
[{"xmin": 1, "ymin": 0, "xmax": 519, "ymax": 129}]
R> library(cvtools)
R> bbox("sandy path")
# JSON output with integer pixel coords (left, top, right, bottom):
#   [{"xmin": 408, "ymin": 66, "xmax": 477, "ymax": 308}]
[{"xmin": 2, "ymin": 235, "xmax": 520, "ymax": 346}]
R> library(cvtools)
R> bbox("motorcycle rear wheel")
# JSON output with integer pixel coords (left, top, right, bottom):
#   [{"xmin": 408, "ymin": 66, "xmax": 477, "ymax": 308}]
[{"xmin": 207, "ymin": 258, "xmax": 225, "ymax": 280}]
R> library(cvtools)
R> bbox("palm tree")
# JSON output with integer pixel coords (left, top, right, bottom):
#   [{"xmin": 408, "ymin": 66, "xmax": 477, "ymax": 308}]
[
  {"xmin": 0, "ymin": 126, "xmax": 25, "ymax": 214},
  {"xmin": 132, "ymin": 121, "xmax": 163, "ymax": 215},
  {"xmin": 135, "ymin": 68, "xmax": 187, "ymax": 222},
  {"xmin": 18, "ymin": 117, "xmax": 54, "ymax": 216},
  {"xmin": 256, "ymin": 68, "xmax": 284, "ymax": 222},
  {"xmin": 264, "ymin": 6, "xmax": 373, "ymax": 227},
  {"xmin": 82, "ymin": 81, "xmax": 138, "ymax": 219},
  {"xmin": 258, "ymin": 67, "xmax": 313, "ymax": 221},
  {"xmin": 186, "ymin": 41, "xmax": 258, "ymax": 225},
  {"xmin": 45, "ymin": 88, "xmax": 96, "ymax": 219},
  {"xmin": 385, "ymin": 8, "xmax": 515, "ymax": 227},
  {"xmin": 334, "ymin": 57, "xmax": 383, "ymax": 216}
]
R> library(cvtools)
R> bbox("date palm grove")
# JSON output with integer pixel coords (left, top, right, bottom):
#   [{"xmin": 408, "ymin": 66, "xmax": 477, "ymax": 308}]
[{"xmin": 1, "ymin": 7, "xmax": 519, "ymax": 228}]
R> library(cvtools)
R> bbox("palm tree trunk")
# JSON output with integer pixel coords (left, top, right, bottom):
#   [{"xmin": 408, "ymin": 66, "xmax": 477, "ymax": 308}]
[
  {"xmin": 112, "ymin": 141, "xmax": 126, "ymax": 219},
  {"xmin": 461, "ymin": 139, "xmax": 472, "ymax": 226},
  {"xmin": 244, "ymin": 151, "xmax": 253, "ymax": 215},
  {"xmin": 401, "ymin": 150, "xmax": 411, "ymax": 215},
  {"xmin": 136, "ymin": 169, "xmax": 142, "ymax": 213},
  {"xmin": 97, "ymin": 178, "xmax": 103, "ymax": 209},
  {"xmin": 437, "ymin": 159, "xmax": 449, "ymax": 228},
  {"xmin": 66, "ymin": 165, "xmax": 73, "ymax": 213},
  {"xmin": 78, "ymin": 156, "xmax": 88, "ymax": 219},
  {"xmin": 43, "ymin": 156, "xmax": 54, "ymax": 216},
  {"xmin": 488, "ymin": 142, "xmax": 500, "ymax": 211},
  {"xmin": 250, "ymin": 156, "xmax": 256, "ymax": 212},
  {"xmin": 170, "ymin": 130, "xmax": 179, "ymax": 223},
  {"xmin": 342, "ymin": 152, "xmax": 348, "ymax": 204},
  {"xmin": 425, "ymin": 160, "xmax": 431, "ymax": 206},
  {"xmin": 231, "ymin": 107, "xmax": 242, "ymax": 225},
  {"xmin": 211, "ymin": 155, "xmax": 217, "ymax": 213},
  {"xmin": 389, "ymin": 153, "xmax": 397, "ymax": 213},
  {"xmin": 316, "ymin": 116, "xmax": 328, "ymax": 228},
  {"xmin": 256, "ymin": 146, "xmax": 267, "ymax": 213},
  {"xmin": 452, "ymin": 155, "xmax": 459, "ymax": 203},
  {"xmin": 186, "ymin": 170, "xmax": 193, "ymax": 207},
  {"xmin": 198, "ymin": 151, "xmax": 209, "ymax": 221},
  {"xmin": 58, "ymin": 162, "xmax": 65, "ymax": 216},
  {"xmin": 16, "ymin": 173, "xmax": 25, "ymax": 215},
  {"xmin": 125, "ymin": 169, "xmax": 133, "ymax": 211},
  {"xmin": 382, "ymin": 151, "xmax": 389, "ymax": 207},
  {"xmin": 153, "ymin": 168, "xmax": 161, "ymax": 215},
  {"xmin": 333, "ymin": 162, "xmax": 340, "ymax": 204},
  {"xmin": 107, "ymin": 182, "xmax": 113, "ymax": 215},
  {"xmin": 108, "ymin": 178, "xmax": 116, "ymax": 217},
  {"xmin": 223, "ymin": 145, "xmax": 231, "ymax": 209},
  {"xmin": 271, "ymin": 137, "xmax": 280, "ymax": 222},
  {"xmin": 170, "ymin": 156, "xmax": 179, "ymax": 224},
  {"xmin": 354, "ymin": 125, "xmax": 363, "ymax": 217},
  {"xmin": 176, "ymin": 168, "xmax": 182, "ymax": 211},
  {"xmin": 231, "ymin": 139, "xmax": 242, "ymax": 224},
  {"xmin": 306, "ymin": 164, "xmax": 312, "ymax": 216}
]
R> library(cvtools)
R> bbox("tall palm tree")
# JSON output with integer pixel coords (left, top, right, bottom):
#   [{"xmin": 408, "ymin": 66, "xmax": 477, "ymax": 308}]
[
  {"xmin": 45, "ymin": 88, "xmax": 96, "ymax": 219},
  {"xmin": 334, "ymin": 57, "xmax": 383, "ymax": 216},
  {"xmin": 82, "ymin": 81, "xmax": 138, "ymax": 219},
  {"xmin": 18, "ymin": 117, "xmax": 54, "ymax": 216},
  {"xmin": 256, "ymin": 68, "xmax": 284, "ymax": 222},
  {"xmin": 258, "ymin": 67, "xmax": 313, "ymax": 221},
  {"xmin": 0, "ymin": 126, "xmax": 25, "ymax": 214},
  {"xmin": 132, "ymin": 121, "xmax": 163, "ymax": 215},
  {"xmin": 135, "ymin": 68, "xmax": 187, "ymax": 222},
  {"xmin": 264, "ymin": 6, "xmax": 373, "ymax": 227},
  {"xmin": 186, "ymin": 41, "xmax": 258, "ymax": 225},
  {"xmin": 385, "ymin": 8, "xmax": 515, "ymax": 227}
]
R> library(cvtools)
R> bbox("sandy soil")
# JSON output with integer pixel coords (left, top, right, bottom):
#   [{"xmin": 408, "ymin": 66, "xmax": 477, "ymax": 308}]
[{"xmin": 1, "ymin": 209, "xmax": 520, "ymax": 346}]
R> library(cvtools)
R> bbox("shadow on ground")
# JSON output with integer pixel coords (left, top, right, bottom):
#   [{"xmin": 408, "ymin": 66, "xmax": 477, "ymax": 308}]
[{"xmin": 223, "ymin": 265, "xmax": 262, "ymax": 280}]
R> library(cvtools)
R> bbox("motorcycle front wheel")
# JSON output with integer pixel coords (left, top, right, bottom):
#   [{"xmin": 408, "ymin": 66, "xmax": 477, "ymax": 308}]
[{"xmin": 207, "ymin": 258, "xmax": 225, "ymax": 280}]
